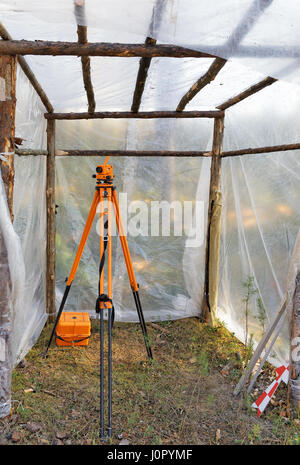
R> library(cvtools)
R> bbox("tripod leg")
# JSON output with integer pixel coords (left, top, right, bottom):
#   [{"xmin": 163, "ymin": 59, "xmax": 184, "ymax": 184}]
[
  {"xmin": 112, "ymin": 189, "xmax": 153, "ymax": 360},
  {"xmin": 44, "ymin": 190, "xmax": 99, "ymax": 355},
  {"xmin": 100, "ymin": 307, "xmax": 105, "ymax": 439},
  {"xmin": 43, "ymin": 285, "xmax": 71, "ymax": 355},
  {"xmin": 107, "ymin": 308, "xmax": 112, "ymax": 438},
  {"xmin": 133, "ymin": 290, "xmax": 153, "ymax": 359},
  {"xmin": 107, "ymin": 189, "xmax": 113, "ymax": 438}
]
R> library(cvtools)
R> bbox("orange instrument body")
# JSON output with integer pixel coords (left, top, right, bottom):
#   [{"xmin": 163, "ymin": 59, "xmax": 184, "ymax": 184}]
[{"xmin": 56, "ymin": 312, "xmax": 91, "ymax": 347}]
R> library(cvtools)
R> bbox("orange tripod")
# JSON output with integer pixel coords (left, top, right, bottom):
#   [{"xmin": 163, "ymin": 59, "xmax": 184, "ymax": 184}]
[{"xmin": 44, "ymin": 157, "xmax": 153, "ymax": 438}]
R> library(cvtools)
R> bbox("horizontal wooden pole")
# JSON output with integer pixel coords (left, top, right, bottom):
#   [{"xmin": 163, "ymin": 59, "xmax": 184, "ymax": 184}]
[
  {"xmin": 221, "ymin": 143, "xmax": 300, "ymax": 157},
  {"xmin": 15, "ymin": 149, "xmax": 48, "ymax": 156},
  {"xmin": 0, "ymin": 40, "xmax": 298, "ymax": 58},
  {"xmin": 15, "ymin": 143, "xmax": 300, "ymax": 158},
  {"xmin": 15, "ymin": 149, "xmax": 211, "ymax": 157},
  {"xmin": 44, "ymin": 110, "xmax": 223, "ymax": 120},
  {"xmin": 0, "ymin": 23, "xmax": 54, "ymax": 113},
  {"xmin": 0, "ymin": 40, "xmax": 217, "ymax": 58}
]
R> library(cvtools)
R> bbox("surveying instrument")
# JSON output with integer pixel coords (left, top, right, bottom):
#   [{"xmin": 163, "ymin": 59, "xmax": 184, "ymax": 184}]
[{"xmin": 44, "ymin": 156, "xmax": 153, "ymax": 439}]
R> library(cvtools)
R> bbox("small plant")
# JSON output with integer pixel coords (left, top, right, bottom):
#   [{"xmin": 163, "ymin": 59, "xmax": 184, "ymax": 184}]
[
  {"xmin": 206, "ymin": 394, "xmax": 215, "ymax": 406},
  {"xmin": 242, "ymin": 276, "xmax": 257, "ymax": 347},
  {"xmin": 244, "ymin": 392, "xmax": 254, "ymax": 414},
  {"xmin": 256, "ymin": 296, "xmax": 267, "ymax": 335},
  {"xmin": 245, "ymin": 333, "xmax": 254, "ymax": 367},
  {"xmin": 247, "ymin": 424, "xmax": 261, "ymax": 444}
]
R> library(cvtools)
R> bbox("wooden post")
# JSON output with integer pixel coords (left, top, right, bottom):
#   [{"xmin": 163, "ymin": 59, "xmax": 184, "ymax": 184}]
[
  {"xmin": 201, "ymin": 116, "xmax": 224, "ymax": 325},
  {"xmin": 0, "ymin": 55, "xmax": 17, "ymax": 218},
  {"xmin": 0, "ymin": 54, "xmax": 16, "ymax": 418},
  {"xmin": 289, "ymin": 272, "xmax": 300, "ymax": 415},
  {"xmin": 46, "ymin": 120, "xmax": 56, "ymax": 323}
]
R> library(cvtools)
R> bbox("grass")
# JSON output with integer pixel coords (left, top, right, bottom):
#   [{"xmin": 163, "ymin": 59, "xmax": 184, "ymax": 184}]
[{"xmin": 1, "ymin": 317, "xmax": 300, "ymax": 445}]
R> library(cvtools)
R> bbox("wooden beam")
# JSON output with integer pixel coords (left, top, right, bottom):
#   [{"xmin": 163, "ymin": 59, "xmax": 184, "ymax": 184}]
[
  {"xmin": 77, "ymin": 26, "xmax": 96, "ymax": 113},
  {"xmin": 0, "ymin": 40, "xmax": 217, "ymax": 58},
  {"xmin": 44, "ymin": 110, "xmax": 223, "ymax": 120},
  {"xmin": 217, "ymin": 76, "xmax": 277, "ymax": 111},
  {"xmin": 56, "ymin": 149, "xmax": 211, "ymax": 157},
  {"xmin": 221, "ymin": 143, "xmax": 300, "ymax": 157},
  {"xmin": 15, "ymin": 141, "xmax": 300, "ymax": 158},
  {"xmin": 15, "ymin": 149, "xmax": 211, "ymax": 157},
  {"xmin": 131, "ymin": 37, "xmax": 156, "ymax": 112},
  {"xmin": 0, "ymin": 40, "xmax": 299, "ymax": 58},
  {"xmin": 0, "ymin": 23, "xmax": 53, "ymax": 113},
  {"xmin": 0, "ymin": 53, "xmax": 16, "ymax": 418},
  {"xmin": 176, "ymin": 58, "xmax": 227, "ymax": 111},
  {"xmin": 0, "ymin": 55, "xmax": 17, "ymax": 218},
  {"xmin": 15, "ymin": 149, "xmax": 48, "ymax": 156},
  {"xmin": 46, "ymin": 120, "xmax": 56, "ymax": 323},
  {"xmin": 75, "ymin": 0, "xmax": 95, "ymax": 114},
  {"xmin": 131, "ymin": 0, "xmax": 166, "ymax": 112},
  {"xmin": 201, "ymin": 116, "xmax": 225, "ymax": 325},
  {"xmin": 290, "ymin": 271, "xmax": 300, "ymax": 415}
]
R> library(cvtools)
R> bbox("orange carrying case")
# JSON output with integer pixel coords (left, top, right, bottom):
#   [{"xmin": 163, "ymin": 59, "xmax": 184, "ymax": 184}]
[{"xmin": 56, "ymin": 312, "xmax": 91, "ymax": 347}]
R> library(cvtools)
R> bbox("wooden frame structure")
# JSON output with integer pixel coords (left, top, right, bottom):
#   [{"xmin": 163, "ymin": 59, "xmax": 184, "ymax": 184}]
[{"xmin": 0, "ymin": 0, "xmax": 300, "ymax": 408}]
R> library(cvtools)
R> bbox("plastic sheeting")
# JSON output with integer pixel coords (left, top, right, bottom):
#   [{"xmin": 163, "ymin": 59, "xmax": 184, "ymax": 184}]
[
  {"xmin": 184, "ymin": 82, "xmax": 300, "ymax": 364},
  {"xmin": 12, "ymin": 66, "xmax": 47, "ymax": 365},
  {"xmin": 0, "ymin": 0, "xmax": 299, "ymax": 369},
  {"xmin": 55, "ymin": 118, "xmax": 212, "ymax": 321},
  {"xmin": 0, "ymin": 171, "xmax": 24, "ymax": 416}
]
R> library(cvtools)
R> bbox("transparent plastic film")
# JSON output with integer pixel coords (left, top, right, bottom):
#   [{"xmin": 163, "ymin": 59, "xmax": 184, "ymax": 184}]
[{"xmin": 11, "ymin": 65, "xmax": 47, "ymax": 366}]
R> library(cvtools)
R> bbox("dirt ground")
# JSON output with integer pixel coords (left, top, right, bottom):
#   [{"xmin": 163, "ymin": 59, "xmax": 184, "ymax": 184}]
[{"xmin": 1, "ymin": 318, "xmax": 299, "ymax": 445}]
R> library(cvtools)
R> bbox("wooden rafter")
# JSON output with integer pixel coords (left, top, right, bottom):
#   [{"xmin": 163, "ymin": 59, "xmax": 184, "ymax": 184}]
[
  {"xmin": 0, "ymin": 40, "xmax": 299, "ymax": 59},
  {"xmin": 0, "ymin": 40, "xmax": 217, "ymax": 58},
  {"xmin": 176, "ymin": 58, "xmax": 226, "ymax": 111},
  {"xmin": 131, "ymin": 37, "xmax": 156, "ymax": 112},
  {"xmin": 75, "ymin": 1, "xmax": 96, "ymax": 113},
  {"xmin": 221, "ymin": 142, "xmax": 300, "ymax": 157},
  {"xmin": 44, "ymin": 110, "xmax": 223, "ymax": 120},
  {"xmin": 22, "ymin": 149, "xmax": 211, "ymax": 157},
  {"xmin": 131, "ymin": 0, "xmax": 165, "ymax": 112},
  {"xmin": 0, "ymin": 23, "xmax": 53, "ymax": 113},
  {"xmin": 217, "ymin": 76, "xmax": 277, "ymax": 110}
]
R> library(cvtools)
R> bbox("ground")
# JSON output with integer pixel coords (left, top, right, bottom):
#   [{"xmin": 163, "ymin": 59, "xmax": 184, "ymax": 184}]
[{"xmin": 1, "ymin": 318, "xmax": 300, "ymax": 445}]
